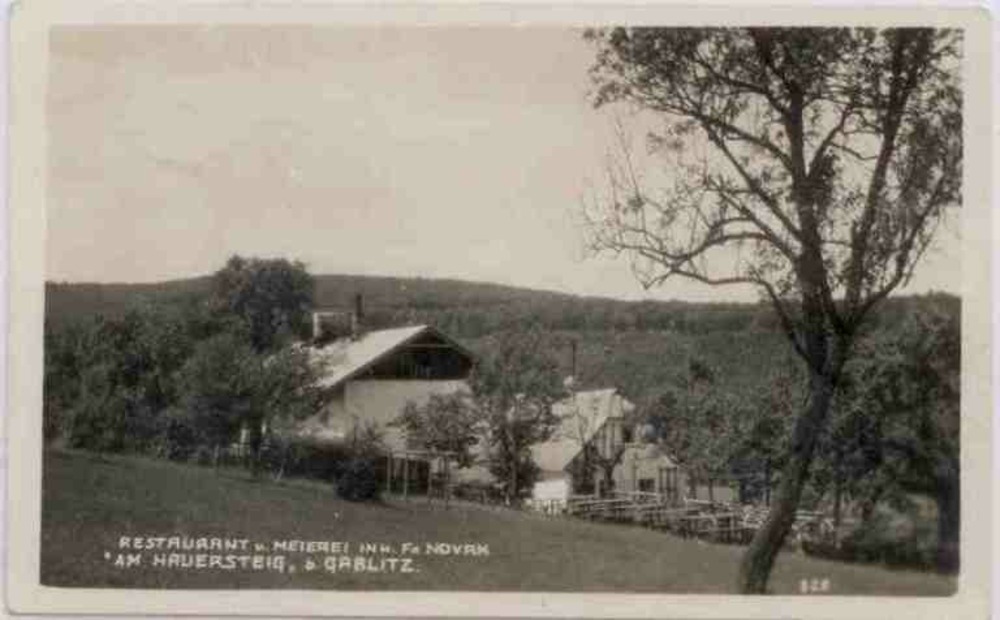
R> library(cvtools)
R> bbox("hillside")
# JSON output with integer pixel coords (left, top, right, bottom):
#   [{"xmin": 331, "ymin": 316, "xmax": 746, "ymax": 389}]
[
  {"xmin": 41, "ymin": 449, "xmax": 956, "ymax": 595},
  {"xmin": 44, "ymin": 273, "xmax": 958, "ymax": 399},
  {"xmin": 45, "ymin": 273, "xmax": 777, "ymax": 335}
]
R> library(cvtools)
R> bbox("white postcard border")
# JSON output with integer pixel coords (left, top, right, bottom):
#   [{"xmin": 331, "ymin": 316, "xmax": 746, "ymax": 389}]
[{"xmin": 6, "ymin": 2, "xmax": 993, "ymax": 618}]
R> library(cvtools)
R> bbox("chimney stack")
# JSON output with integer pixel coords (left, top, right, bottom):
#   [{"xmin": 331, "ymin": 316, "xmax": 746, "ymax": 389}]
[
  {"xmin": 563, "ymin": 338, "xmax": 578, "ymax": 389},
  {"xmin": 351, "ymin": 293, "xmax": 364, "ymax": 339}
]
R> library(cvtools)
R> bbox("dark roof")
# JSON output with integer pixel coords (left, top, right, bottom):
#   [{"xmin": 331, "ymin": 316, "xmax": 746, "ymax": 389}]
[{"xmin": 306, "ymin": 324, "xmax": 475, "ymax": 390}]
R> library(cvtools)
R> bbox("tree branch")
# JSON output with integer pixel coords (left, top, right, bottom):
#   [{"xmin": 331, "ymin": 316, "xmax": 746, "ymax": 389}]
[
  {"xmin": 845, "ymin": 29, "xmax": 932, "ymax": 316},
  {"xmin": 702, "ymin": 127, "xmax": 804, "ymax": 245}
]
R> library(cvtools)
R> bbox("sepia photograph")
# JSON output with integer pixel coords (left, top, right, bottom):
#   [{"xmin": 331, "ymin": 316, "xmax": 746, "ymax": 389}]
[{"xmin": 6, "ymin": 2, "xmax": 993, "ymax": 618}]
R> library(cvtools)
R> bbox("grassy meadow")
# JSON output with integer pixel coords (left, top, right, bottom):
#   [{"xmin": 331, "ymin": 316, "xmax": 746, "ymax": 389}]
[{"xmin": 41, "ymin": 449, "xmax": 956, "ymax": 595}]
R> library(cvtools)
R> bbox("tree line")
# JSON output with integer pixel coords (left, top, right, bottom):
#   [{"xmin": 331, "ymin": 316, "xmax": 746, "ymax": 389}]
[
  {"xmin": 394, "ymin": 296, "xmax": 959, "ymax": 573},
  {"xmin": 43, "ymin": 256, "xmax": 321, "ymax": 476},
  {"xmin": 639, "ymin": 298, "xmax": 958, "ymax": 572},
  {"xmin": 43, "ymin": 255, "xmax": 574, "ymax": 505},
  {"xmin": 46, "ymin": 275, "xmax": 788, "ymax": 339}
]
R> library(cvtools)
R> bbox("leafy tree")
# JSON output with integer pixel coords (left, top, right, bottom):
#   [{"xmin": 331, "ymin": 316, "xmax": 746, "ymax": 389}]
[
  {"xmin": 346, "ymin": 418, "xmax": 388, "ymax": 460},
  {"xmin": 177, "ymin": 331, "xmax": 259, "ymax": 464},
  {"xmin": 584, "ymin": 27, "xmax": 961, "ymax": 592},
  {"xmin": 179, "ymin": 330, "xmax": 325, "ymax": 474},
  {"xmin": 835, "ymin": 301, "xmax": 960, "ymax": 571},
  {"xmin": 43, "ymin": 320, "xmax": 88, "ymax": 443},
  {"xmin": 807, "ymin": 375, "xmax": 883, "ymax": 541},
  {"xmin": 259, "ymin": 346, "xmax": 330, "ymax": 476},
  {"xmin": 157, "ymin": 405, "xmax": 202, "ymax": 462},
  {"xmin": 720, "ymin": 364, "xmax": 802, "ymax": 508},
  {"xmin": 209, "ymin": 255, "xmax": 315, "ymax": 352},
  {"xmin": 469, "ymin": 328, "xmax": 568, "ymax": 503},
  {"xmin": 646, "ymin": 359, "xmax": 749, "ymax": 502},
  {"xmin": 54, "ymin": 305, "xmax": 199, "ymax": 454},
  {"xmin": 393, "ymin": 392, "xmax": 482, "ymax": 468}
]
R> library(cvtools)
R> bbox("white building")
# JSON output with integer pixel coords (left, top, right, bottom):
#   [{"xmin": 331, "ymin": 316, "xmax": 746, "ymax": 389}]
[
  {"xmin": 296, "ymin": 323, "xmax": 475, "ymax": 454},
  {"xmin": 530, "ymin": 388, "xmax": 637, "ymax": 501}
]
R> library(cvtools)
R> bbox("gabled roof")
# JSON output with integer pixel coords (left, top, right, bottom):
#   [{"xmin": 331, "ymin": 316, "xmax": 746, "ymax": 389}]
[
  {"xmin": 307, "ymin": 324, "xmax": 474, "ymax": 390},
  {"xmin": 623, "ymin": 443, "xmax": 679, "ymax": 468},
  {"xmin": 531, "ymin": 388, "xmax": 635, "ymax": 473}
]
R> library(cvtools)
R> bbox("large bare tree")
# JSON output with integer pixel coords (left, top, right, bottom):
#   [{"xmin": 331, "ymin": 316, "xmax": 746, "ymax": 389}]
[{"xmin": 583, "ymin": 27, "xmax": 961, "ymax": 593}]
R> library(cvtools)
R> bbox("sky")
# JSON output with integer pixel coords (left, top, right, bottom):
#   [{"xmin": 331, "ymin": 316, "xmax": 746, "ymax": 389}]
[{"xmin": 46, "ymin": 25, "xmax": 961, "ymax": 303}]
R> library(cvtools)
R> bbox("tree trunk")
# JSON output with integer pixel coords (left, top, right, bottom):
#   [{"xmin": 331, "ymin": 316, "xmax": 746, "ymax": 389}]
[
  {"xmin": 832, "ymin": 449, "xmax": 843, "ymax": 546},
  {"xmin": 861, "ymin": 480, "xmax": 885, "ymax": 523},
  {"xmin": 274, "ymin": 445, "xmax": 288, "ymax": 482},
  {"xmin": 248, "ymin": 420, "xmax": 263, "ymax": 479},
  {"xmin": 934, "ymin": 469, "xmax": 960, "ymax": 574},
  {"xmin": 509, "ymin": 452, "xmax": 517, "ymax": 505},
  {"xmin": 506, "ymin": 428, "xmax": 517, "ymax": 505},
  {"xmin": 602, "ymin": 465, "xmax": 615, "ymax": 498},
  {"xmin": 739, "ymin": 369, "xmax": 836, "ymax": 593},
  {"xmin": 832, "ymin": 475, "xmax": 843, "ymax": 547},
  {"xmin": 764, "ymin": 460, "xmax": 771, "ymax": 506}
]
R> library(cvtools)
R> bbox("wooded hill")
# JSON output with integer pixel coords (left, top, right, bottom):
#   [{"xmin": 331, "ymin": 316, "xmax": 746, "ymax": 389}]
[
  {"xmin": 44, "ymin": 274, "xmax": 959, "ymax": 402},
  {"xmin": 46, "ymin": 274, "xmax": 776, "ymax": 334}
]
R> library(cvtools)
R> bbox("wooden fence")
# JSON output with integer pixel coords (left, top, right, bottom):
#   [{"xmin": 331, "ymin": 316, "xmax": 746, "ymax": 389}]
[{"xmin": 546, "ymin": 491, "xmax": 833, "ymax": 546}]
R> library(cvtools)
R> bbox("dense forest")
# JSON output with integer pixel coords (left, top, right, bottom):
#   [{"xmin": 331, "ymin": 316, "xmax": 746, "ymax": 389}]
[
  {"xmin": 46, "ymin": 274, "xmax": 777, "ymax": 335},
  {"xmin": 45, "ymin": 273, "xmax": 957, "ymax": 402}
]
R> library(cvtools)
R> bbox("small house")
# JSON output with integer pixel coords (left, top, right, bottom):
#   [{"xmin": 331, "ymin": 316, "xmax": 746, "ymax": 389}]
[
  {"xmin": 532, "ymin": 387, "xmax": 735, "ymax": 505},
  {"xmin": 296, "ymin": 320, "xmax": 475, "ymax": 453},
  {"xmin": 289, "ymin": 307, "xmax": 477, "ymax": 495},
  {"xmin": 531, "ymin": 388, "xmax": 641, "ymax": 501}
]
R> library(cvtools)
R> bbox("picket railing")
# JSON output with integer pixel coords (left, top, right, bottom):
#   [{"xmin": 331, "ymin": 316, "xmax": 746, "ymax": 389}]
[{"xmin": 558, "ymin": 492, "xmax": 833, "ymax": 547}]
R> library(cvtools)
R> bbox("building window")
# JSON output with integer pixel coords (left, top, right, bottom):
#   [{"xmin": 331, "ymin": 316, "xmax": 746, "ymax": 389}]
[{"xmin": 622, "ymin": 425, "xmax": 634, "ymax": 444}]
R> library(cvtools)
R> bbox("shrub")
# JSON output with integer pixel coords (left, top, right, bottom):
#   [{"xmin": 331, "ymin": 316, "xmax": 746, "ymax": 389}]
[
  {"xmin": 452, "ymin": 480, "xmax": 505, "ymax": 504},
  {"xmin": 264, "ymin": 439, "xmax": 353, "ymax": 481},
  {"xmin": 192, "ymin": 445, "xmax": 218, "ymax": 467},
  {"xmin": 335, "ymin": 456, "xmax": 381, "ymax": 502},
  {"xmin": 157, "ymin": 407, "xmax": 200, "ymax": 462},
  {"xmin": 839, "ymin": 513, "xmax": 936, "ymax": 570},
  {"xmin": 802, "ymin": 512, "xmax": 937, "ymax": 571}
]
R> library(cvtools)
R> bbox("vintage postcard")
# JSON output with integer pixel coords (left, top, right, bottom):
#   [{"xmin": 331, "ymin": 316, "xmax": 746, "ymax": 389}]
[{"xmin": 6, "ymin": 1, "xmax": 994, "ymax": 618}]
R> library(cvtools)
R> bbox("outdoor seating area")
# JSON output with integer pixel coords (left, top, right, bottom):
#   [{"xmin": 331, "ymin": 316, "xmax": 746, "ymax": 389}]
[{"xmin": 560, "ymin": 492, "xmax": 834, "ymax": 547}]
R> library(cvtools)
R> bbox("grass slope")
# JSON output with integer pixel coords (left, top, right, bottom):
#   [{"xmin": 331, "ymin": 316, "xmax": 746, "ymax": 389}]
[{"xmin": 42, "ymin": 450, "xmax": 955, "ymax": 595}]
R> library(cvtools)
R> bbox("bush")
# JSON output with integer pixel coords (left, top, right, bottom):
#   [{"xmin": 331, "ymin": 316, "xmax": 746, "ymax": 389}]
[
  {"xmin": 335, "ymin": 457, "xmax": 381, "ymax": 502},
  {"xmin": 68, "ymin": 397, "xmax": 127, "ymax": 453},
  {"xmin": 840, "ymin": 514, "xmax": 936, "ymax": 570},
  {"xmin": 802, "ymin": 512, "xmax": 937, "ymax": 571},
  {"xmin": 192, "ymin": 445, "xmax": 218, "ymax": 467},
  {"xmin": 264, "ymin": 439, "xmax": 353, "ymax": 481},
  {"xmin": 452, "ymin": 480, "xmax": 505, "ymax": 504},
  {"xmin": 156, "ymin": 407, "xmax": 200, "ymax": 462}
]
